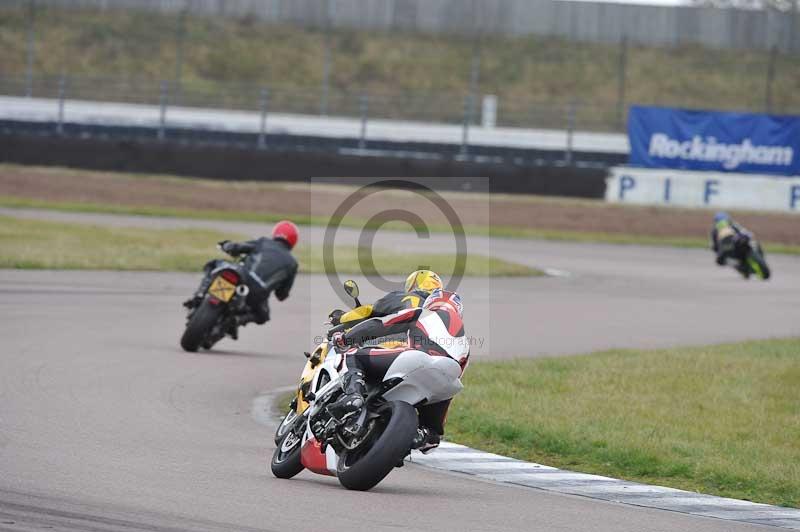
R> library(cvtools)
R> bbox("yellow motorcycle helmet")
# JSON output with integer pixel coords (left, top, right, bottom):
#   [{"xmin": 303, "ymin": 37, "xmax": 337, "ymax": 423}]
[{"xmin": 404, "ymin": 270, "xmax": 443, "ymax": 295}]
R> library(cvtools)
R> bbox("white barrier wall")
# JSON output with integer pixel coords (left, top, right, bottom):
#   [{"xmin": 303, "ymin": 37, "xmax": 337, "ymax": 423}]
[{"xmin": 606, "ymin": 167, "xmax": 800, "ymax": 213}]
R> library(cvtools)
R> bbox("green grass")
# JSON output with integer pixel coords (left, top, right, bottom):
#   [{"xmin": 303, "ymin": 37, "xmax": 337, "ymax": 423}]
[
  {"xmin": 4, "ymin": 195, "xmax": 800, "ymax": 255},
  {"xmin": 448, "ymin": 338, "xmax": 800, "ymax": 508},
  {"xmin": 274, "ymin": 391, "xmax": 297, "ymax": 418},
  {"xmin": 0, "ymin": 195, "xmax": 333, "ymax": 226},
  {"xmin": 1, "ymin": 6, "xmax": 798, "ymax": 129},
  {"xmin": 0, "ymin": 215, "xmax": 540, "ymax": 276}
]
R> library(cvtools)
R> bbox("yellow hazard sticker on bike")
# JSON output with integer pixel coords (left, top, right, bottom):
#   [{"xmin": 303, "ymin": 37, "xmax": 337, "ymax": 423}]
[{"xmin": 208, "ymin": 276, "xmax": 236, "ymax": 302}]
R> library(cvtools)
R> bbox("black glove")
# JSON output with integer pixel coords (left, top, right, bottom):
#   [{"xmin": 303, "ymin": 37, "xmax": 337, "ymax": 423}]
[
  {"xmin": 327, "ymin": 323, "xmax": 346, "ymax": 340},
  {"xmin": 218, "ymin": 240, "xmax": 234, "ymax": 254},
  {"xmin": 328, "ymin": 309, "xmax": 345, "ymax": 326}
]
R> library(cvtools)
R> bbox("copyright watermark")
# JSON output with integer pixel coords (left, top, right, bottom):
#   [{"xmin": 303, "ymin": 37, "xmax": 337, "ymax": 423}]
[
  {"xmin": 305, "ymin": 176, "xmax": 491, "ymax": 356},
  {"xmin": 320, "ymin": 178, "xmax": 469, "ymax": 306},
  {"xmin": 312, "ymin": 334, "xmax": 486, "ymax": 349}
]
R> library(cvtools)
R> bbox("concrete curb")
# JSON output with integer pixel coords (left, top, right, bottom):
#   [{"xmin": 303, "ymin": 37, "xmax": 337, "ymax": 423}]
[{"xmin": 409, "ymin": 442, "xmax": 800, "ymax": 530}]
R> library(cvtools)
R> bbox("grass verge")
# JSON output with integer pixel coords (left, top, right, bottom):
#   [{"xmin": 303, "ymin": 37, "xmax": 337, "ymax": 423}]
[
  {"xmin": 3, "ymin": 195, "xmax": 799, "ymax": 255},
  {"xmin": 484, "ymin": 226, "xmax": 800, "ymax": 256},
  {"xmin": 274, "ymin": 391, "xmax": 297, "ymax": 419},
  {"xmin": 0, "ymin": 215, "xmax": 540, "ymax": 276},
  {"xmin": 448, "ymin": 338, "xmax": 800, "ymax": 508}
]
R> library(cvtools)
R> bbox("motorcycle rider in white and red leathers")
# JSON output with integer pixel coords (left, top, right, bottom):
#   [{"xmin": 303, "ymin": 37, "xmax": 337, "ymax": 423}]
[{"xmin": 328, "ymin": 289, "xmax": 469, "ymax": 454}]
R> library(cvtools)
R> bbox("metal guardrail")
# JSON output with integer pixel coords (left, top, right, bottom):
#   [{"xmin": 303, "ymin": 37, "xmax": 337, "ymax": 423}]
[
  {"xmin": 0, "ymin": 75, "xmax": 623, "ymax": 168},
  {"xmin": 0, "ymin": 75, "xmax": 610, "ymax": 133}
]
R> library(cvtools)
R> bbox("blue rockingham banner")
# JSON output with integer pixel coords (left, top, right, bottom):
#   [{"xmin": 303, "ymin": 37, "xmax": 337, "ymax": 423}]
[{"xmin": 628, "ymin": 105, "xmax": 800, "ymax": 176}]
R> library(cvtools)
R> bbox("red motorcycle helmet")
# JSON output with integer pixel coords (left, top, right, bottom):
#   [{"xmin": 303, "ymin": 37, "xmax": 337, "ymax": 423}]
[{"xmin": 272, "ymin": 220, "xmax": 299, "ymax": 249}]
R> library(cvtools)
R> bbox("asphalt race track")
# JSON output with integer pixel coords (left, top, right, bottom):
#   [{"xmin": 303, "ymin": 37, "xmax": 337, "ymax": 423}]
[{"xmin": 2, "ymin": 210, "xmax": 799, "ymax": 531}]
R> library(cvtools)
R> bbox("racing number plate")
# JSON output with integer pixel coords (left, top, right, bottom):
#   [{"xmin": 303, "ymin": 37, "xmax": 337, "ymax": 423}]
[{"xmin": 208, "ymin": 276, "xmax": 236, "ymax": 302}]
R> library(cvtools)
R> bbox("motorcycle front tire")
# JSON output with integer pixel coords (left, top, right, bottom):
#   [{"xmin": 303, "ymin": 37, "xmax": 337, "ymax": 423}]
[
  {"xmin": 271, "ymin": 428, "xmax": 304, "ymax": 479},
  {"xmin": 337, "ymin": 400, "xmax": 417, "ymax": 491},
  {"xmin": 748, "ymin": 251, "xmax": 771, "ymax": 280},
  {"xmin": 274, "ymin": 409, "xmax": 299, "ymax": 444},
  {"xmin": 180, "ymin": 299, "xmax": 222, "ymax": 352}
]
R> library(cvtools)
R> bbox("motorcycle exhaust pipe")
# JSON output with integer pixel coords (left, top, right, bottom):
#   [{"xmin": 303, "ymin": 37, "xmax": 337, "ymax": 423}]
[{"xmin": 235, "ymin": 284, "xmax": 250, "ymax": 297}]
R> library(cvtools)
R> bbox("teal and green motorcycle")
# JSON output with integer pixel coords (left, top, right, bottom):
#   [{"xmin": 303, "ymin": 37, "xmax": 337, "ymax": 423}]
[{"xmin": 733, "ymin": 237, "xmax": 771, "ymax": 280}]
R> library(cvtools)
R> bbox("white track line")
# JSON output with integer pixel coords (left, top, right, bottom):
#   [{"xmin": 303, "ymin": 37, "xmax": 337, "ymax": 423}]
[{"xmin": 543, "ymin": 268, "xmax": 572, "ymax": 278}]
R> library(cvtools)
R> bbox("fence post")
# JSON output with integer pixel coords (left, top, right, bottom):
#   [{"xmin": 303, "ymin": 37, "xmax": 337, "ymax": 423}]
[
  {"xmin": 481, "ymin": 95, "xmax": 497, "ymax": 128},
  {"xmin": 469, "ymin": 40, "xmax": 481, "ymax": 111},
  {"xmin": 565, "ymin": 101, "xmax": 576, "ymax": 165},
  {"xmin": 467, "ymin": 0, "xmax": 482, "ymax": 128},
  {"xmin": 25, "ymin": 0, "xmax": 36, "ymax": 97},
  {"xmin": 616, "ymin": 36, "xmax": 628, "ymax": 130},
  {"xmin": 321, "ymin": 0, "xmax": 332, "ymax": 115},
  {"xmin": 764, "ymin": 45, "xmax": 777, "ymax": 114},
  {"xmin": 258, "ymin": 88, "xmax": 269, "ymax": 149},
  {"xmin": 358, "ymin": 94, "xmax": 369, "ymax": 150},
  {"xmin": 158, "ymin": 81, "xmax": 169, "ymax": 141},
  {"xmin": 792, "ymin": 0, "xmax": 799, "ymax": 54},
  {"xmin": 174, "ymin": 3, "xmax": 188, "ymax": 106},
  {"xmin": 56, "ymin": 74, "xmax": 66, "ymax": 135},
  {"xmin": 460, "ymin": 94, "xmax": 473, "ymax": 158}
]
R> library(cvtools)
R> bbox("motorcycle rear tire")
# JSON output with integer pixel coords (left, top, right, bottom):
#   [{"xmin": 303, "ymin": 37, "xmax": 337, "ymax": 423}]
[
  {"xmin": 180, "ymin": 299, "xmax": 222, "ymax": 352},
  {"xmin": 337, "ymin": 401, "xmax": 417, "ymax": 491}
]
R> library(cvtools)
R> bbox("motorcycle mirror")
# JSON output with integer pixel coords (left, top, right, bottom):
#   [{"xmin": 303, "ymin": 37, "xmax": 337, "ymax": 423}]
[
  {"xmin": 343, "ymin": 280, "xmax": 361, "ymax": 306},
  {"xmin": 343, "ymin": 280, "xmax": 359, "ymax": 299}
]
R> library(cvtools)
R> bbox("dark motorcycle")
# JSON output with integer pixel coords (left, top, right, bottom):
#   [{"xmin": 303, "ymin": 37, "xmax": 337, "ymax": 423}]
[
  {"xmin": 733, "ymin": 236, "xmax": 771, "ymax": 280},
  {"xmin": 180, "ymin": 258, "xmax": 250, "ymax": 352}
]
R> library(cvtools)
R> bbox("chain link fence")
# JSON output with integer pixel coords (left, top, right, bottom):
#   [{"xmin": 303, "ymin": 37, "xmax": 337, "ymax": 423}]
[{"xmin": 1, "ymin": 1, "xmax": 799, "ymax": 134}]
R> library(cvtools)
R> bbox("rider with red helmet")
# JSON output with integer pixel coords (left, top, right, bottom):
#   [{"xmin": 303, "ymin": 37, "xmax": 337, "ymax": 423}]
[
  {"xmin": 328, "ymin": 288, "xmax": 469, "ymax": 453},
  {"xmin": 185, "ymin": 221, "xmax": 299, "ymax": 332}
]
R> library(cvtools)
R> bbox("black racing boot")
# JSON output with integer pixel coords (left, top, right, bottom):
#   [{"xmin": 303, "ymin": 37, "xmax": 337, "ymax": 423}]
[
  {"xmin": 412, "ymin": 426, "xmax": 441, "ymax": 454},
  {"xmin": 224, "ymin": 312, "xmax": 256, "ymax": 340},
  {"xmin": 185, "ymin": 261, "xmax": 222, "ymax": 309},
  {"xmin": 327, "ymin": 371, "xmax": 367, "ymax": 421},
  {"xmin": 185, "ymin": 274, "xmax": 213, "ymax": 309},
  {"xmin": 225, "ymin": 319, "xmax": 239, "ymax": 341},
  {"xmin": 236, "ymin": 312, "xmax": 254, "ymax": 326},
  {"xmin": 183, "ymin": 295, "xmax": 202, "ymax": 309}
]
